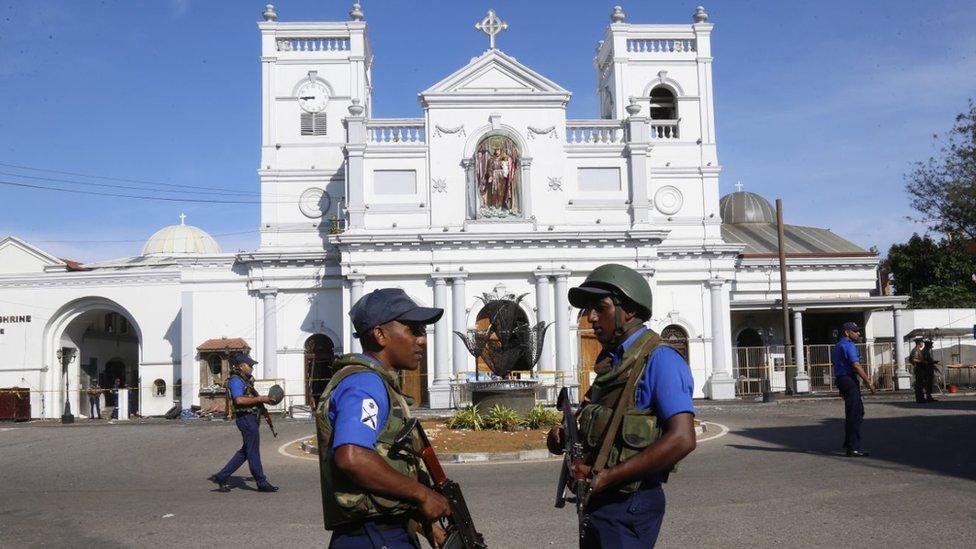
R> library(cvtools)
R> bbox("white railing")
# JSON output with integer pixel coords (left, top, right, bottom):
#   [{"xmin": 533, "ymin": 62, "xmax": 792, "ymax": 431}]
[
  {"xmin": 366, "ymin": 119, "xmax": 426, "ymax": 144},
  {"xmin": 626, "ymin": 39, "xmax": 696, "ymax": 53},
  {"xmin": 565, "ymin": 120, "xmax": 625, "ymax": 144},
  {"xmin": 650, "ymin": 120, "xmax": 679, "ymax": 139},
  {"xmin": 276, "ymin": 37, "xmax": 350, "ymax": 52},
  {"xmin": 732, "ymin": 343, "xmax": 897, "ymax": 396}
]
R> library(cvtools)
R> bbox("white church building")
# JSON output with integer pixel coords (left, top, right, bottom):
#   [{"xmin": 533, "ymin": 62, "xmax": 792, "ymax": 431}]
[{"xmin": 0, "ymin": 5, "xmax": 915, "ymax": 419}]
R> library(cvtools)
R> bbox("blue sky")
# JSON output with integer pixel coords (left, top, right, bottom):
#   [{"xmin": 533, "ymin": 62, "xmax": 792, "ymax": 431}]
[{"xmin": 1, "ymin": 0, "xmax": 974, "ymax": 262}]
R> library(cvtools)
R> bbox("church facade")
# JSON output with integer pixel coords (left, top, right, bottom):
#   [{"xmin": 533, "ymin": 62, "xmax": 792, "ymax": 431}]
[{"xmin": 0, "ymin": 5, "xmax": 910, "ymax": 419}]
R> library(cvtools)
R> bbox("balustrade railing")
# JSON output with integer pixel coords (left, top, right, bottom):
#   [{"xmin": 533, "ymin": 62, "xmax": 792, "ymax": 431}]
[
  {"xmin": 366, "ymin": 120, "xmax": 426, "ymax": 144},
  {"xmin": 626, "ymin": 38, "xmax": 696, "ymax": 53},
  {"xmin": 565, "ymin": 121, "xmax": 625, "ymax": 144},
  {"xmin": 650, "ymin": 120, "xmax": 679, "ymax": 140},
  {"xmin": 276, "ymin": 37, "xmax": 351, "ymax": 52}
]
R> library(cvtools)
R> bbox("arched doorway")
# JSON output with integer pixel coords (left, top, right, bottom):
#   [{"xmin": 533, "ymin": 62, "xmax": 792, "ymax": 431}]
[
  {"xmin": 50, "ymin": 305, "xmax": 141, "ymax": 419},
  {"xmin": 737, "ymin": 328, "xmax": 763, "ymax": 347},
  {"xmin": 661, "ymin": 325, "xmax": 689, "ymax": 360},
  {"xmin": 577, "ymin": 314, "xmax": 602, "ymax": 394},
  {"xmin": 304, "ymin": 334, "xmax": 335, "ymax": 407}
]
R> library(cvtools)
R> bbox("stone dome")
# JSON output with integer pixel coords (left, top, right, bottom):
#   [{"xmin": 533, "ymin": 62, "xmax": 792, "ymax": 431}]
[
  {"xmin": 719, "ymin": 191, "xmax": 776, "ymax": 224},
  {"xmin": 142, "ymin": 217, "xmax": 221, "ymax": 256}
]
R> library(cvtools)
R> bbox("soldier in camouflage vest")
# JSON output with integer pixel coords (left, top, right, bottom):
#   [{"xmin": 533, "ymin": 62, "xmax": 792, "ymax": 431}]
[
  {"xmin": 548, "ymin": 264, "xmax": 698, "ymax": 548},
  {"xmin": 318, "ymin": 288, "xmax": 450, "ymax": 549}
]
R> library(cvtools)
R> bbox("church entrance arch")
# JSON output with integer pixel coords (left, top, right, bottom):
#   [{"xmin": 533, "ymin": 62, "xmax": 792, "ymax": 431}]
[
  {"xmin": 304, "ymin": 334, "xmax": 335, "ymax": 407},
  {"xmin": 44, "ymin": 298, "xmax": 142, "ymax": 419},
  {"xmin": 661, "ymin": 324, "xmax": 689, "ymax": 360}
]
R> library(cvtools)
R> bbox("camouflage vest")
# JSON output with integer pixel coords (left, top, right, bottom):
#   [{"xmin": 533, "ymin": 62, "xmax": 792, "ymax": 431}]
[
  {"xmin": 578, "ymin": 329, "xmax": 668, "ymax": 493},
  {"xmin": 227, "ymin": 373, "xmax": 259, "ymax": 416},
  {"xmin": 315, "ymin": 354, "xmax": 423, "ymax": 530}
]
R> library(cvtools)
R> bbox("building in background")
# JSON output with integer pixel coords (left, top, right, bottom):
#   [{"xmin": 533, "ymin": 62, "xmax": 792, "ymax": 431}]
[{"xmin": 2, "ymin": 5, "xmax": 939, "ymax": 418}]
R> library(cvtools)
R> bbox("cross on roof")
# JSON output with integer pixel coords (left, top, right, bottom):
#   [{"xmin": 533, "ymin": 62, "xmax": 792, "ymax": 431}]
[
  {"xmin": 734, "ymin": 181, "xmax": 744, "ymax": 192},
  {"xmin": 179, "ymin": 212, "xmax": 187, "ymax": 225},
  {"xmin": 475, "ymin": 10, "xmax": 508, "ymax": 50}
]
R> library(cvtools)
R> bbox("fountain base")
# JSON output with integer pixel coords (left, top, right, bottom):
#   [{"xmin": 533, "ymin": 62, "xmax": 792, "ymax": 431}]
[{"xmin": 468, "ymin": 380, "xmax": 539, "ymax": 415}]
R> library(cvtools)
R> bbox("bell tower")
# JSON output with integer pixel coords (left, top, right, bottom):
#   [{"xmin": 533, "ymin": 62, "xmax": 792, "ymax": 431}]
[{"xmin": 256, "ymin": 3, "xmax": 372, "ymax": 250}]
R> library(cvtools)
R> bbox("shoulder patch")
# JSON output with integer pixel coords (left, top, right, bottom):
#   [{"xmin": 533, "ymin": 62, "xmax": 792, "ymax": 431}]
[{"xmin": 360, "ymin": 398, "xmax": 379, "ymax": 430}]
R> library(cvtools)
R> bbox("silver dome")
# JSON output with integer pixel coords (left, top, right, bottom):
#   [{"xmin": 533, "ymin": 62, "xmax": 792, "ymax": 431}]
[{"xmin": 719, "ymin": 191, "xmax": 776, "ymax": 224}]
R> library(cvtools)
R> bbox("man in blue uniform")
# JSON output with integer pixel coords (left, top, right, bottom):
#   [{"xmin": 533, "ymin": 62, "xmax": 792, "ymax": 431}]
[
  {"xmin": 209, "ymin": 352, "xmax": 278, "ymax": 493},
  {"xmin": 316, "ymin": 288, "xmax": 451, "ymax": 549},
  {"xmin": 831, "ymin": 322, "xmax": 875, "ymax": 457},
  {"xmin": 548, "ymin": 264, "xmax": 697, "ymax": 548}
]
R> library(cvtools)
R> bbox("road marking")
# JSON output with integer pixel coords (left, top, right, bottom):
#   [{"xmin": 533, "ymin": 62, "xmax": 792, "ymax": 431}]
[
  {"xmin": 697, "ymin": 421, "xmax": 729, "ymax": 442},
  {"xmin": 278, "ymin": 435, "xmax": 317, "ymax": 461}
]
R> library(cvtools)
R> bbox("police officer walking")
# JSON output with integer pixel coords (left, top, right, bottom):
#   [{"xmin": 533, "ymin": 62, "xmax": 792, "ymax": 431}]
[
  {"xmin": 548, "ymin": 264, "xmax": 697, "ymax": 548},
  {"xmin": 316, "ymin": 288, "xmax": 450, "ymax": 549},
  {"xmin": 209, "ymin": 352, "xmax": 278, "ymax": 493},
  {"xmin": 832, "ymin": 322, "xmax": 875, "ymax": 457}
]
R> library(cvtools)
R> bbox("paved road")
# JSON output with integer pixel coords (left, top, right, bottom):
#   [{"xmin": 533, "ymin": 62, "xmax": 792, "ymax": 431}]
[{"xmin": 1, "ymin": 395, "xmax": 974, "ymax": 548}]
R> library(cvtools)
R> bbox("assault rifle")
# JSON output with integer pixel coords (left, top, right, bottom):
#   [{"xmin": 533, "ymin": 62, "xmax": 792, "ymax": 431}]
[
  {"xmin": 554, "ymin": 387, "xmax": 589, "ymax": 546},
  {"xmin": 256, "ymin": 402, "xmax": 278, "ymax": 438},
  {"xmin": 393, "ymin": 418, "xmax": 487, "ymax": 549}
]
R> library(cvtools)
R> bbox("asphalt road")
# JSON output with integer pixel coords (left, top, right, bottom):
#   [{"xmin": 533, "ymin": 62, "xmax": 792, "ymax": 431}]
[{"xmin": 1, "ymin": 395, "xmax": 974, "ymax": 548}]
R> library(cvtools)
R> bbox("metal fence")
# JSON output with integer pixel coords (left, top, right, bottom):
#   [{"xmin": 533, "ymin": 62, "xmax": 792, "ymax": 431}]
[{"xmin": 733, "ymin": 342, "xmax": 897, "ymax": 396}]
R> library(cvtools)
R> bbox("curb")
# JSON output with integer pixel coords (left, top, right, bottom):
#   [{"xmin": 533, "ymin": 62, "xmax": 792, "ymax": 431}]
[{"xmin": 297, "ymin": 422, "xmax": 709, "ymax": 463}]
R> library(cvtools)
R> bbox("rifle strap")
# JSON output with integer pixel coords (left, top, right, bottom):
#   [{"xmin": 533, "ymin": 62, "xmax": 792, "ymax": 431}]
[{"xmin": 590, "ymin": 336, "xmax": 657, "ymax": 473}]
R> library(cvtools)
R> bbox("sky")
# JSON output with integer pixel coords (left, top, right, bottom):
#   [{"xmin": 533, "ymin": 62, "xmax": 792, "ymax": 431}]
[{"xmin": 1, "ymin": 0, "xmax": 974, "ymax": 262}]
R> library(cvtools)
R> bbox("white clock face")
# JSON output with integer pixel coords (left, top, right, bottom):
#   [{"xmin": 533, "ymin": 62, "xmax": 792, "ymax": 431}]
[{"xmin": 297, "ymin": 82, "xmax": 328, "ymax": 113}]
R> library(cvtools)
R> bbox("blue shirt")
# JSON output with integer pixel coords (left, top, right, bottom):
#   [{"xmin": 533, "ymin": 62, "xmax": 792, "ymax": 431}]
[
  {"xmin": 328, "ymin": 354, "xmax": 391, "ymax": 451},
  {"xmin": 608, "ymin": 327, "xmax": 697, "ymax": 422},
  {"xmin": 832, "ymin": 337, "xmax": 860, "ymax": 377},
  {"xmin": 227, "ymin": 376, "xmax": 246, "ymax": 400}
]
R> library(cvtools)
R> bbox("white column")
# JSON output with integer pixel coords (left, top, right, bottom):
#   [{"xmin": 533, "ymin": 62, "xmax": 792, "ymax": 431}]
[
  {"xmin": 451, "ymin": 276, "xmax": 468, "ymax": 379},
  {"xmin": 117, "ymin": 386, "xmax": 129, "ymax": 421},
  {"xmin": 429, "ymin": 277, "xmax": 452, "ymax": 409},
  {"xmin": 793, "ymin": 308, "xmax": 810, "ymax": 393},
  {"xmin": 180, "ymin": 290, "xmax": 196, "ymax": 411},
  {"xmin": 553, "ymin": 273, "xmax": 572, "ymax": 389},
  {"xmin": 259, "ymin": 288, "xmax": 279, "ymax": 379},
  {"xmin": 534, "ymin": 274, "xmax": 554, "ymax": 373},
  {"xmin": 893, "ymin": 307, "xmax": 912, "ymax": 390},
  {"xmin": 348, "ymin": 276, "xmax": 365, "ymax": 353},
  {"xmin": 706, "ymin": 279, "xmax": 735, "ymax": 399}
]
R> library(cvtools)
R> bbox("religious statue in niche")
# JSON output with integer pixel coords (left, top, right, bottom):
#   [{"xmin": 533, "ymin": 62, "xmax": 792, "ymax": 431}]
[{"xmin": 475, "ymin": 135, "xmax": 521, "ymax": 218}]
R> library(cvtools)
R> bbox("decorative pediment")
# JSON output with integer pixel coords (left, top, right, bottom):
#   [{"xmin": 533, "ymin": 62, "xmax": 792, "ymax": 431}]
[
  {"xmin": 420, "ymin": 49, "xmax": 570, "ymax": 106},
  {"xmin": 0, "ymin": 236, "xmax": 67, "ymax": 274}
]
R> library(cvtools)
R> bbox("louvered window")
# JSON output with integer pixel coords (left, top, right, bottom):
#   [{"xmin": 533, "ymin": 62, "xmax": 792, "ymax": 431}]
[{"xmin": 301, "ymin": 112, "xmax": 327, "ymax": 136}]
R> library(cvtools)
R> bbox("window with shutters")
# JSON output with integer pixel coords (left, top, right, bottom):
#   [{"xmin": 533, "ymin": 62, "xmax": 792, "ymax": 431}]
[{"xmin": 301, "ymin": 112, "xmax": 327, "ymax": 136}]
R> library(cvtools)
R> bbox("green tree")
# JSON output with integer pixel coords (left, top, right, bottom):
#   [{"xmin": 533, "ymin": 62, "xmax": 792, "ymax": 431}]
[
  {"xmin": 905, "ymin": 100, "xmax": 976, "ymax": 240},
  {"xmin": 887, "ymin": 234, "xmax": 976, "ymax": 308}
]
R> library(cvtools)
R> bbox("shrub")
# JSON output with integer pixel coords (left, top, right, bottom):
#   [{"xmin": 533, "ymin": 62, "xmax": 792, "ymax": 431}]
[
  {"xmin": 483, "ymin": 404, "xmax": 523, "ymax": 431},
  {"xmin": 523, "ymin": 405, "xmax": 562, "ymax": 430},
  {"xmin": 446, "ymin": 406, "xmax": 483, "ymax": 431}
]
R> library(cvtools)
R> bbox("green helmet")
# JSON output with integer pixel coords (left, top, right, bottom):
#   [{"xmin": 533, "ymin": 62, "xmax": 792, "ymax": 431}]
[{"xmin": 568, "ymin": 264, "xmax": 652, "ymax": 319}]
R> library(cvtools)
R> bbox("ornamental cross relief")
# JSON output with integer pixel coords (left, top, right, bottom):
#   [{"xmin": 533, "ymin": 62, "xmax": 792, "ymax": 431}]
[{"xmin": 475, "ymin": 10, "xmax": 508, "ymax": 50}]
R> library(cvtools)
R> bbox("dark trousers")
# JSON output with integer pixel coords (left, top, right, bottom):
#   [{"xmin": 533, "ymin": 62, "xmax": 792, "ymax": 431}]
[
  {"xmin": 836, "ymin": 375, "xmax": 864, "ymax": 451},
  {"xmin": 583, "ymin": 484, "xmax": 665, "ymax": 548},
  {"xmin": 329, "ymin": 523, "xmax": 419, "ymax": 549},
  {"xmin": 89, "ymin": 396, "xmax": 100, "ymax": 418},
  {"xmin": 914, "ymin": 364, "xmax": 935, "ymax": 401},
  {"xmin": 215, "ymin": 413, "xmax": 268, "ymax": 486}
]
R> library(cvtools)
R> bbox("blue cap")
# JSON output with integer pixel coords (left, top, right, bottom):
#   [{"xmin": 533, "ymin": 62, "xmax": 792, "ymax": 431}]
[
  {"xmin": 232, "ymin": 351, "xmax": 258, "ymax": 366},
  {"xmin": 841, "ymin": 321, "xmax": 862, "ymax": 332},
  {"xmin": 350, "ymin": 288, "xmax": 443, "ymax": 338}
]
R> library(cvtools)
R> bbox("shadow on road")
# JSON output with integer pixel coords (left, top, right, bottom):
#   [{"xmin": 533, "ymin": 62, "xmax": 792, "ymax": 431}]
[{"xmin": 730, "ymin": 408, "xmax": 976, "ymax": 481}]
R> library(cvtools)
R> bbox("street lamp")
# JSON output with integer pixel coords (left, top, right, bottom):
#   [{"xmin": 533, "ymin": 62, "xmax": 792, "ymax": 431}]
[{"xmin": 56, "ymin": 347, "xmax": 77, "ymax": 424}]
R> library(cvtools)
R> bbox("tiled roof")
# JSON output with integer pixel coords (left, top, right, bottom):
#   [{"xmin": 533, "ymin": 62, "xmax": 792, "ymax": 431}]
[{"xmin": 196, "ymin": 338, "xmax": 250, "ymax": 352}]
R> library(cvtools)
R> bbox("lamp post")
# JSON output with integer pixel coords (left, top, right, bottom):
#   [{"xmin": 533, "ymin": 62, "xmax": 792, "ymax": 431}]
[{"xmin": 57, "ymin": 347, "xmax": 77, "ymax": 424}]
